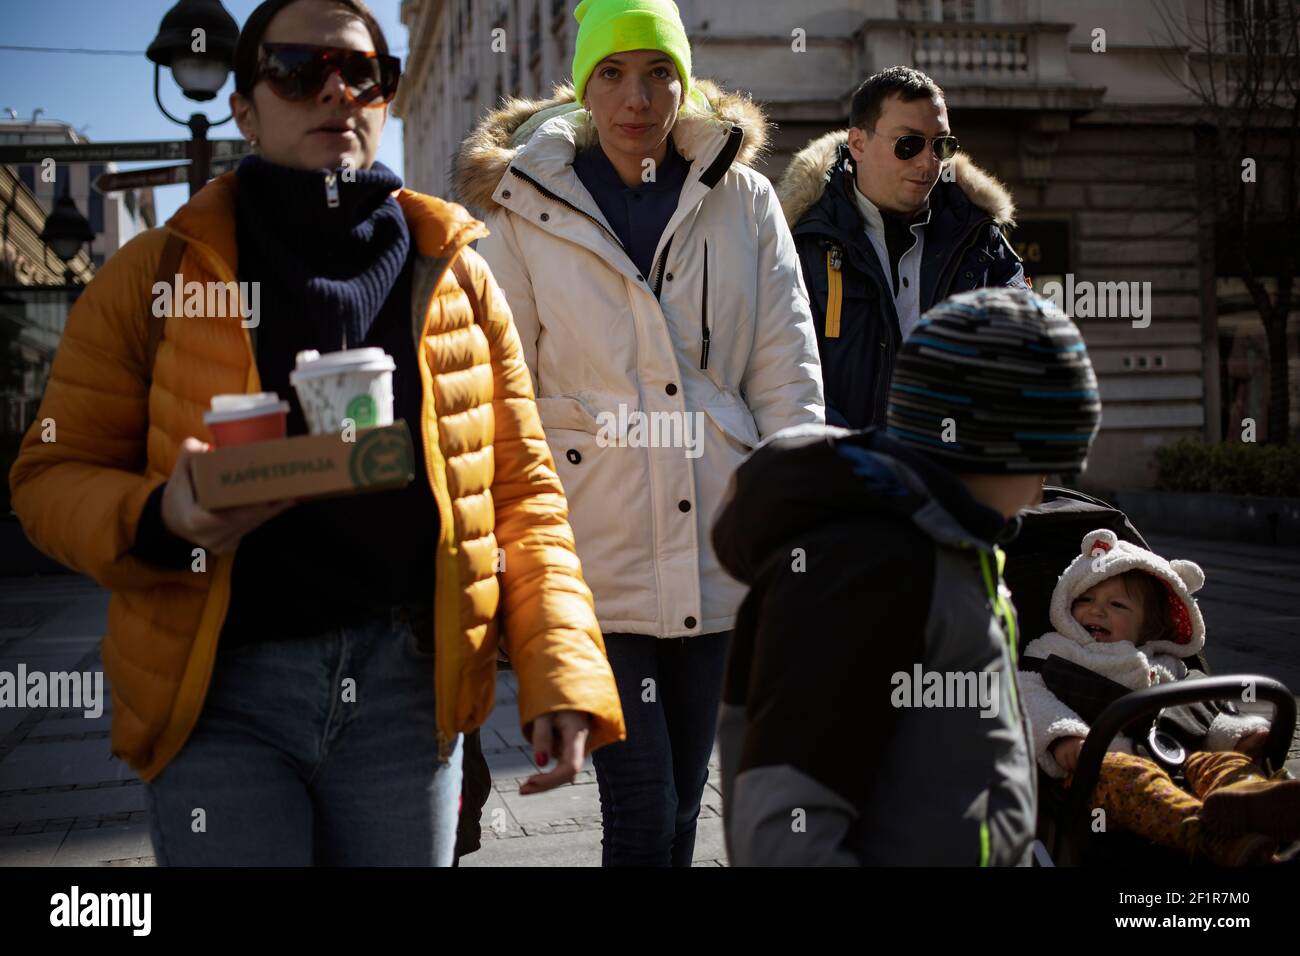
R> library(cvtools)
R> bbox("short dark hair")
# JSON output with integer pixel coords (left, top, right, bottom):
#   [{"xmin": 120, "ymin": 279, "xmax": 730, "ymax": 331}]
[
  {"xmin": 848, "ymin": 66, "xmax": 945, "ymax": 132},
  {"xmin": 233, "ymin": 0, "xmax": 389, "ymax": 98}
]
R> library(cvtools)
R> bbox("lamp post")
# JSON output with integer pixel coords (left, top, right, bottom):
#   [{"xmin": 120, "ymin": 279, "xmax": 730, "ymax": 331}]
[
  {"xmin": 38, "ymin": 191, "xmax": 95, "ymax": 285},
  {"xmin": 146, "ymin": 0, "xmax": 240, "ymax": 196}
]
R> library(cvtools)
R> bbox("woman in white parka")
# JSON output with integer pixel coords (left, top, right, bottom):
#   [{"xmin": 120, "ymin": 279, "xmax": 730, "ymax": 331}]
[{"xmin": 454, "ymin": 0, "xmax": 824, "ymax": 865}]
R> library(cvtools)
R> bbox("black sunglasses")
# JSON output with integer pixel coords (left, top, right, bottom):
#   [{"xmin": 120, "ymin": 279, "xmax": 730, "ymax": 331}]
[
  {"xmin": 257, "ymin": 43, "xmax": 401, "ymax": 108},
  {"xmin": 868, "ymin": 128, "xmax": 961, "ymax": 162}
]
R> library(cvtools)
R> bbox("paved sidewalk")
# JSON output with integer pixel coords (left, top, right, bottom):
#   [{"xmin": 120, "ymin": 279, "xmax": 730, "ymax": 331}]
[
  {"xmin": 0, "ymin": 575, "xmax": 724, "ymax": 866},
  {"xmin": 0, "ymin": 531, "xmax": 1295, "ymax": 867},
  {"xmin": 457, "ymin": 677, "xmax": 726, "ymax": 867}
]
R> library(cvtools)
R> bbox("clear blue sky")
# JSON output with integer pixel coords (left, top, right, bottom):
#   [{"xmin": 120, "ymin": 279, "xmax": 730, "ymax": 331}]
[{"xmin": 1, "ymin": 0, "xmax": 407, "ymax": 224}]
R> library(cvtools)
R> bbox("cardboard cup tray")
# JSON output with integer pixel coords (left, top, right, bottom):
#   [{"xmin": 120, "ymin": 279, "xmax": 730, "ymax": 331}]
[{"xmin": 191, "ymin": 420, "xmax": 416, "ymax": 510}]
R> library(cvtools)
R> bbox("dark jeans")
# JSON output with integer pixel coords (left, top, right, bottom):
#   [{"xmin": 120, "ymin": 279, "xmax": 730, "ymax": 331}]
[
  {"xmin": 146, "ymin": 608, "xmax": 463, "ymax": 866},
  {"xmin": 453, "ymin": 727, "xmax": 492, "ymax": 863},
  {"xmin": 592, "ymin": 631, "xmax": 731, "ymax": 866}
]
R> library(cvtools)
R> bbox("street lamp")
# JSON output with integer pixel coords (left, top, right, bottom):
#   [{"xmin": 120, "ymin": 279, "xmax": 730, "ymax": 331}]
[
  {"xmin": 38, "ymin": 191, "xmax": 95, "ymax": 285},
  {"xmin": 146, "ymin": 0, "xmax": 240, "ymax": 196}
]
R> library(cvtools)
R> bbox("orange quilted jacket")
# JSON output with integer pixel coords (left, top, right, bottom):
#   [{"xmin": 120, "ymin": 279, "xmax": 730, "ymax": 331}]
[{"xmin": 9, "ymin": 172, "xmax": 624, "ymax": 780}]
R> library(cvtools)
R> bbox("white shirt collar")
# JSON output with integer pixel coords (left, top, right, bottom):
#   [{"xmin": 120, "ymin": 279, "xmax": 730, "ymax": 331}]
[{"xmin": 851, "ymin": 177, "xmax": 886, "ymax": 240}]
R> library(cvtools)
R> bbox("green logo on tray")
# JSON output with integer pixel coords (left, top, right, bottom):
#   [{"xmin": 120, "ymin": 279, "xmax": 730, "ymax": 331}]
[
  {"xmin": 349, "ymin": 427, "xmax": 412, "ymax": 487},
  {"xmin": 345, "ymin": 394, "xmax": 378, "ymax": 429}
]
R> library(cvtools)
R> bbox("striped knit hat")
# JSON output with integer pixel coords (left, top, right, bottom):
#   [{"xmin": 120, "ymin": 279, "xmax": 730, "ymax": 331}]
[{"xmin": 885, "ymin": 287, "xmax": 1101, "ymax": 474}]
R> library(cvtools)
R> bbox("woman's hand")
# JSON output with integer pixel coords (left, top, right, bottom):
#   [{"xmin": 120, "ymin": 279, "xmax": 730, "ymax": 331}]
[
  {"xmin": 1051, "ymin": 735, "xmax": 1086, "ymax": 774},
  {"xmin": 1235, "ymin": 729, "xmax": 1269, "ymax": 760},
  {"xmin": 520, "ymin": 710, "xmax": 592, "ymax": 795},
  {"xmin": 161, "ymin": 437, "xmax": 296, "ymax": 554}
]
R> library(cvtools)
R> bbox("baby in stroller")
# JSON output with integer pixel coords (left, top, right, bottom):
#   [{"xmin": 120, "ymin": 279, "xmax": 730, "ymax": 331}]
[{"xmin": 1020, "ymin": 528, "xmax": 1300, "ymax": 866}]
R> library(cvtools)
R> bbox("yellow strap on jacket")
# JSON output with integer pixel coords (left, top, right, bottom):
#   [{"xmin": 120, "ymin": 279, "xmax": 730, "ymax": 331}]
[{"xmin": 824, "ymin": 248, "xmax": 842, "ymax": 339}]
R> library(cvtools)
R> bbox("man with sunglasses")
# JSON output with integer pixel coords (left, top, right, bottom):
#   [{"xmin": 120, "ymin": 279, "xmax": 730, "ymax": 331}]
[{"xmin": 778, "ymin": 66, "xmax": 1027, "ymax": 429}]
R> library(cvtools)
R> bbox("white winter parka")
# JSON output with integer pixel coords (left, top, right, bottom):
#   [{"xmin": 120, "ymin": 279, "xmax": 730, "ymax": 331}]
[{"xmin": 455, "ymin": 81, "xmax": 825, "ymax": 638}]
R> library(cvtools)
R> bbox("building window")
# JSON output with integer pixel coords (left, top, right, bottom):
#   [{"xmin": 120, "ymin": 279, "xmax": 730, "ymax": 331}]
[
  {"xmin": 1216, "ymin": 264, "xmax": 1300, "ymax": 441},
  {"xmin": 529, "ymin": 3, "xmax": 542, "ymax": 70},
  {"xmin": 901, "ymin": 0, "xmax": 984, "ymax": 19},
  {"xmin": 941, "ymin": 0, "xmax": 979, "ymax": 20},
  {"xmin": 1225, "ymin": 0, "xmax": 1292, "ymax": 54}
]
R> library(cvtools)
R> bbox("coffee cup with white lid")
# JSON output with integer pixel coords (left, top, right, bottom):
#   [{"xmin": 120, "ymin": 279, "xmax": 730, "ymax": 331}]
[{"xmin": 289, "ymin": 348, "xmax": 395, "ymax": 436}]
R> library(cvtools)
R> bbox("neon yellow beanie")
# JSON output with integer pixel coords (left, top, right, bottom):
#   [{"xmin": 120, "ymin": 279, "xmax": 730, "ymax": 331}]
[{"xmin": 572, "ymin": 0, "xmax": 692, "ymax": 105}]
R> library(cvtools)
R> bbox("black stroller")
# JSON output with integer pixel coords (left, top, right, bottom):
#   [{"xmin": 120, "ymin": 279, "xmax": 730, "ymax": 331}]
[{"xmin": 1002, "ymin": 487, "xmax": 1297, "ymax": 866}]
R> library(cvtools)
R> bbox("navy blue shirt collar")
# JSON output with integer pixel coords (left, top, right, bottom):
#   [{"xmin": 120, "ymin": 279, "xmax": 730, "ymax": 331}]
[
  {"xmin": 573, "ymin": 135, "xmax": 691, "ymax": 195},
  {"xmin": 572, "ymin": 136, "xmax": 692, "ymax": 281}
]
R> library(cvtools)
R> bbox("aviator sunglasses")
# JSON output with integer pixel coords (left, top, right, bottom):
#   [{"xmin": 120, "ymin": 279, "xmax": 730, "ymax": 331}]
[
  {"xmin": 256, "ymin": 43, "xmax": 402, "ymax": 108},
  {"xmin": 867, "ymin": 128, "xmax": 961, "ymax": 162}
]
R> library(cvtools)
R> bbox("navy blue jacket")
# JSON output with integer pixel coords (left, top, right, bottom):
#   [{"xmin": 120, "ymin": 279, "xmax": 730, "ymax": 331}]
[{"xmin": 778, "ymin": 133, "xmax": 1027, "ymax": 428}]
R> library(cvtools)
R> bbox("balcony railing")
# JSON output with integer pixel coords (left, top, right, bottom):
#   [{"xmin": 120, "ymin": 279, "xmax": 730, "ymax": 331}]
[{"xmin": 912, "ymin": 27, "xmax": 1030, "ymax": 79}]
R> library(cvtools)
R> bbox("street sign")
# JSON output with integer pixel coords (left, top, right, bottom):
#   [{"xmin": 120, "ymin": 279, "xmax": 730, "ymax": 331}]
[
  {"xmin": 209, "ymin": 140, "xmax": 252, "ymax": 160},
  {"xmin": 93, "ymin": 159, "xmax": 239, "ymax": 193},
  {"xmin": 0, "ymin": 139, "xmax": 251, "ymax": 165},
  {"xmin": 93, "ymin": 165, "xmax": 187, "ymax": 192}
]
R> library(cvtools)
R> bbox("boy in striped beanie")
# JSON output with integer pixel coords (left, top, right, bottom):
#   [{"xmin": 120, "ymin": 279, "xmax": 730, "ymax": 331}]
[
  {"xmin": 886, "ymin": 285, "xmax": 1101, "ymax": 476},
  {"xmin": 713, "ymin": 286, "xmax": 1101, "ymax": 865}
]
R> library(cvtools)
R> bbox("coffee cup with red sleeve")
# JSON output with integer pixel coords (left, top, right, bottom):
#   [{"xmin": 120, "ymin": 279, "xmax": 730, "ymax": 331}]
[{"xmin": 202, "ymin": 392, "xmax": 291, "ymax": 447}]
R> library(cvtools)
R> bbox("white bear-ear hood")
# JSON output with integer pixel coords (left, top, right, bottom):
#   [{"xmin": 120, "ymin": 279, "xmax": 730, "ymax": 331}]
[{"xmin": 1048, "ymin": 529, "xmax": 1206, "ymax": 658}]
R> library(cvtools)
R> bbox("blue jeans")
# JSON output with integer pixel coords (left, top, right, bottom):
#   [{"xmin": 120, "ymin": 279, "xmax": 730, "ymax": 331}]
[
  {"xmin": 146, "ymin": 608, "xmax": 463, "ymax": 866},
  {"xmin": 592, "ymin": 631, "xmax": 730, "ymax": 866}
]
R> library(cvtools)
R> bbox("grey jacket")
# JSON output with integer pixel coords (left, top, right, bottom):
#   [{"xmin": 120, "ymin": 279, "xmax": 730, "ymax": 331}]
[{"xmin": 711, "ymin": 426, "xmax": 1036, "ymax": 865}]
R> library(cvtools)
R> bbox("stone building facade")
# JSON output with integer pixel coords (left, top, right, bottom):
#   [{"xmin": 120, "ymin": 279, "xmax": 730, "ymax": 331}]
[
  {"xmin": 393, "ymin": 0, "xmax": 1298, "ymax": 491},
  {"xmin": 1, "ymin": 120, "xmax": 157, "ymax": 272}
]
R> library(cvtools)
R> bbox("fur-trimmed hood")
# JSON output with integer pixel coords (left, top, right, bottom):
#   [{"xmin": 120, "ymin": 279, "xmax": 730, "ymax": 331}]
[
  {"xmin": 453, "ymin": 79, "xmax": 770, "ymax": 216},
  {"xmin": 775, "ymin": 129, "xmax": 1016, "ymax": 229}
]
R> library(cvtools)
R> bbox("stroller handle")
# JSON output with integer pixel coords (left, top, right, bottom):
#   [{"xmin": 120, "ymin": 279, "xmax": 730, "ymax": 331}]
[{"xmin": 1062, "ymin": 674, "xmax": 1296, "ymax": 840}]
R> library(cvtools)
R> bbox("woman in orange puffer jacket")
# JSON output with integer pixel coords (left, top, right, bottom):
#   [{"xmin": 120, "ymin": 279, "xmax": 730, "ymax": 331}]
[{"xmin": 9, "ymin": 0, "xmax": 622, "ymax": 866}]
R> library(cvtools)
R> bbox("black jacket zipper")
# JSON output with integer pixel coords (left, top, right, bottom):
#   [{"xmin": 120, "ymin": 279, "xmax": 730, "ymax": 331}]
[
  {"xmin": 509, "ymin": 166, "xmax": 628, "ymax": 254},
  {"xmin": 700, "ymin": 240, "xmax": 711, "ymax": 370},
  {"xmin": 511, "ymin": 166, "xmax": 680, "ymax": 300},
  {"xmin": 651, "ymin": 235, "xmax": 674, "ymax": 298}
]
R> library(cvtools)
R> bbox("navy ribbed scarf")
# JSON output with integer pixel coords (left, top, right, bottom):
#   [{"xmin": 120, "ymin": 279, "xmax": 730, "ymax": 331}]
[{"xmin": 235, "ymin": 155, "xmax": 411, "ymax": 353}]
